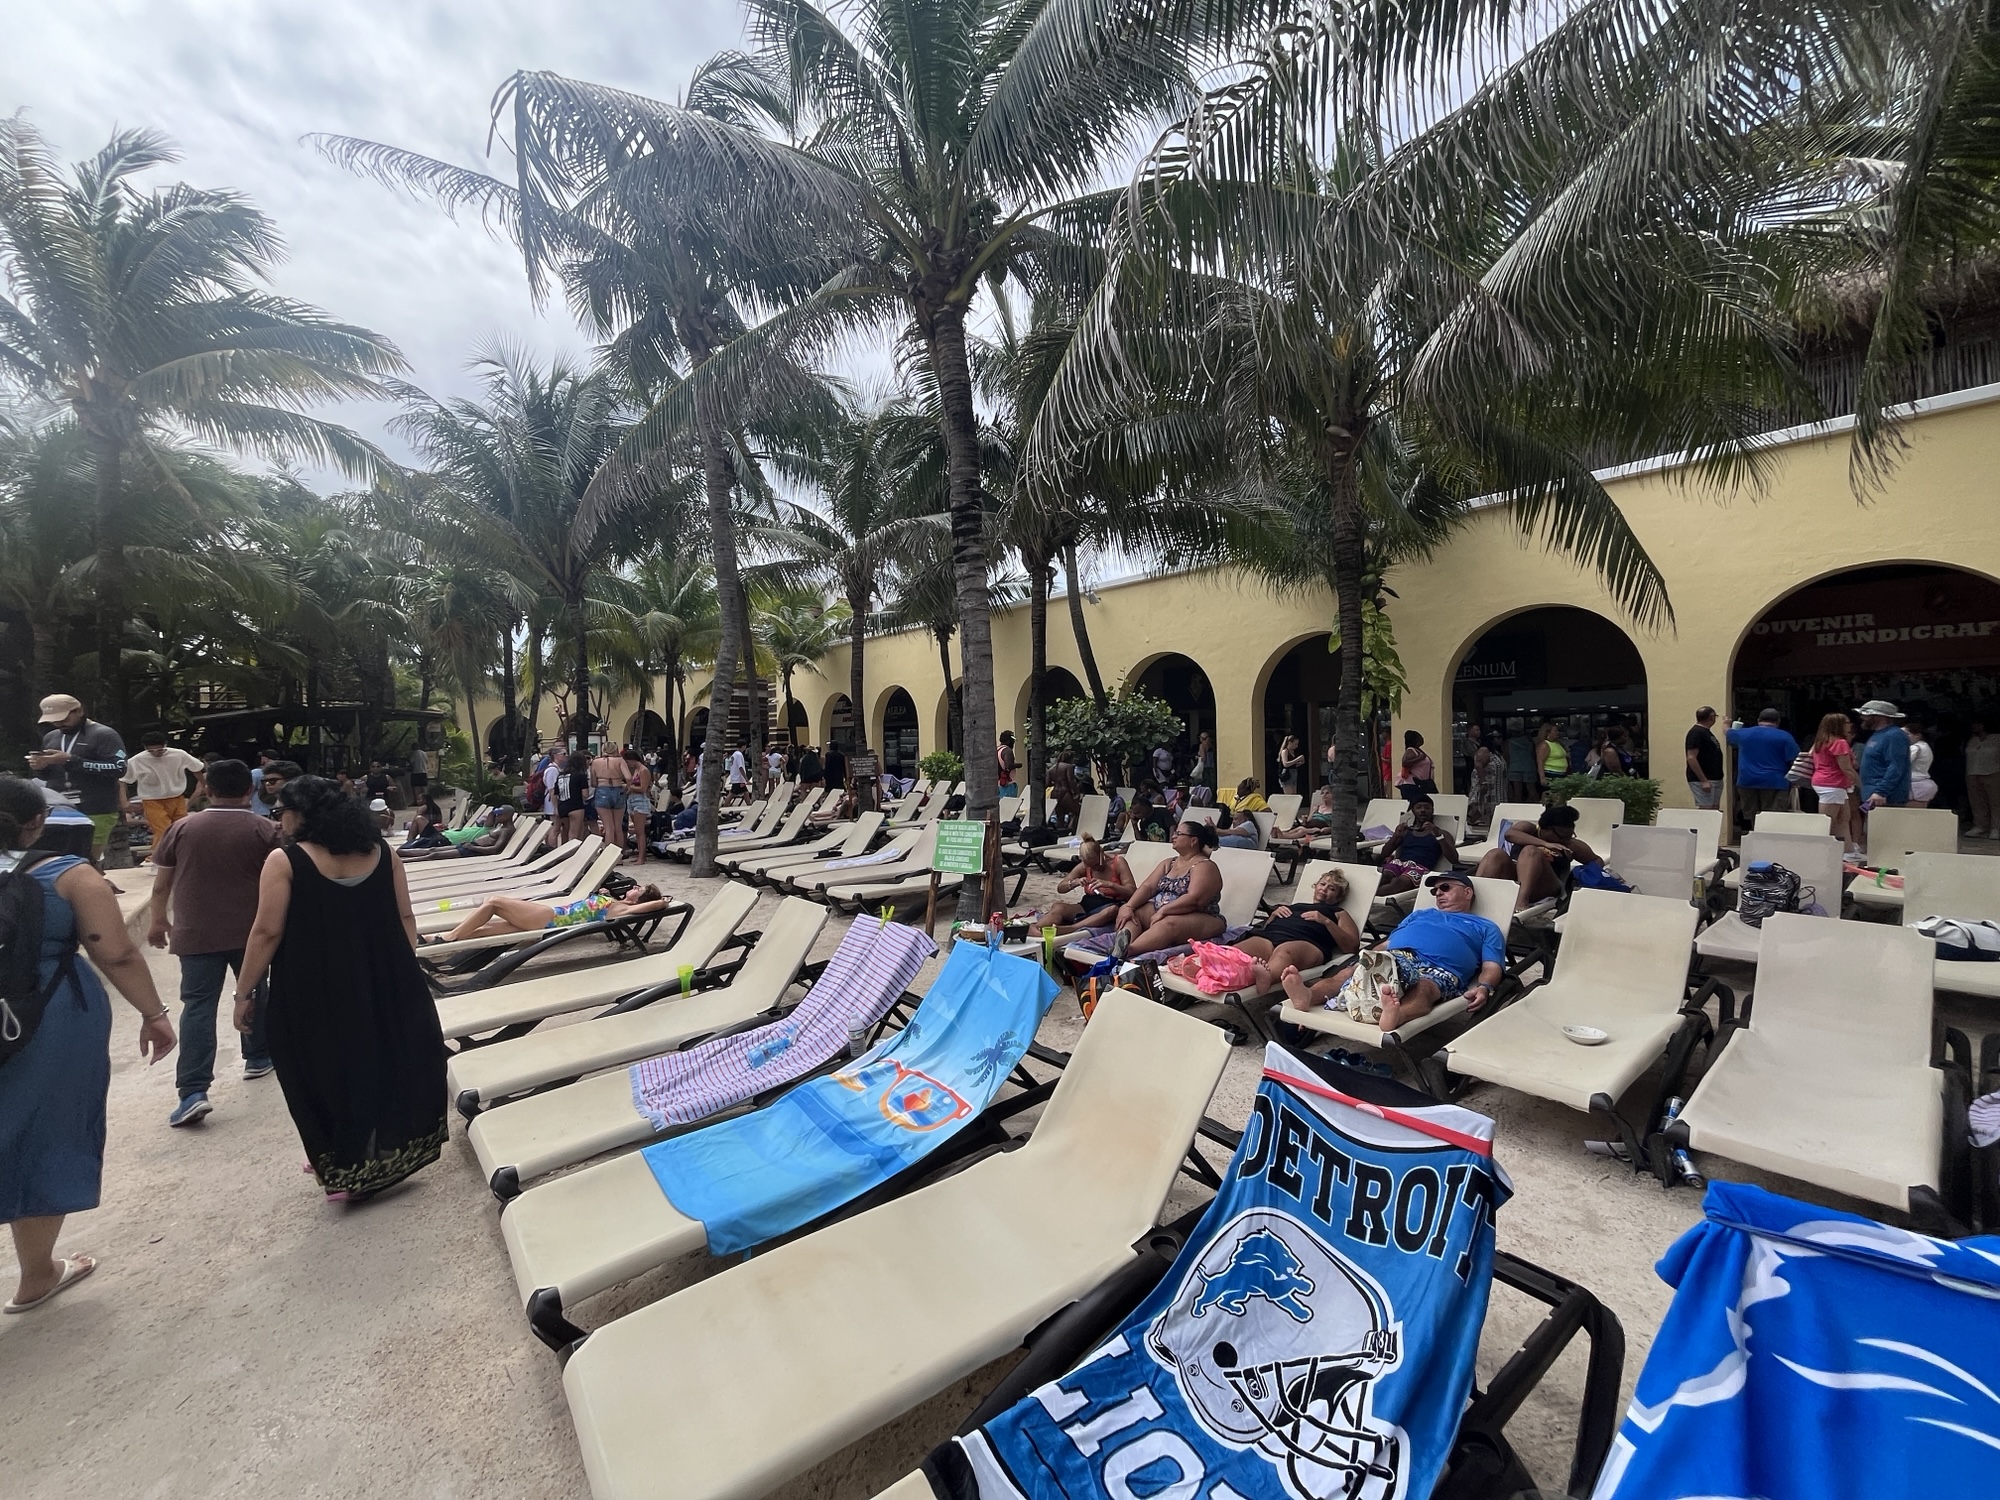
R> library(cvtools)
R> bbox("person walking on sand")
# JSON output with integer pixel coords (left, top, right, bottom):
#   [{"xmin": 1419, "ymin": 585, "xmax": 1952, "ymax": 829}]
[
  {"xmin": 0, "ymin": 775, "xmax": 176, "ymax": 1313},
  {"xmin": 145, "ymin": 758, "xmax": 281, "ymax": 1128},
  {"xmin": 232, "ymin": 776, "xmax": 448, "ymax": 1203},
  {"xmin": 121, "ymin": 731, "xmax": 205, "ymax": 845}
]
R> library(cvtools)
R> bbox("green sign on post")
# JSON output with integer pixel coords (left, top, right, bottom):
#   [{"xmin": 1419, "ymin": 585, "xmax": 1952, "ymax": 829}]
[{"xmin": 933, "ymin": 819, "xmax": 988, "ymax": 875}]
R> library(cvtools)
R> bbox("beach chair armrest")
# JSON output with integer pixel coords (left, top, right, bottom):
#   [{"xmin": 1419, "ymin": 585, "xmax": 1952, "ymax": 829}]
[
  {"xmin": 954, "ymin": 1210, "xmax": 1200, "ymax": 1436},
  {"xmin": 597, "ymin": 943, "xmax": 759, "ymax": 1016},
  {"xmin": 441, "ymin": 919, "xmax": 628, "ymax": 992},
  {"xmin": 1935, "ymin": 1021, "xmax": 1974, "ymax": 1078},
  {"xmin": 1682, "ymin": 974, "xmax": 1737, "ymax": 1032},
  {"xmin": 1445, "ymin": 1252, "xmax": 1625, "ymax": 1500}
]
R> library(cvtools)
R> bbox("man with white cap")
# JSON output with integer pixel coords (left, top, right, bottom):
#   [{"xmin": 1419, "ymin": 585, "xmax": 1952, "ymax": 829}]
[
  {"xmin": 1856, "ymin": 699, "xmax": 1911, "ymax": 812},
  {"xmin": 26, "ymin": 694, "xmax": 127, "ymax": 859}
]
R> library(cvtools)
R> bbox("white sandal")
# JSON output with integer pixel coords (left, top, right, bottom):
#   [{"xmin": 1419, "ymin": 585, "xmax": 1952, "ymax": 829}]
[{"xmin": 4, "ymin": 1254, "xmax": 96, "ymax": 1313}]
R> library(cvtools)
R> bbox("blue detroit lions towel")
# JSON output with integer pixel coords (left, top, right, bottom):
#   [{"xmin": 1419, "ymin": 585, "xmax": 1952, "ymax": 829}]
[
  {"xmin": 643, "ymin": 941, "xmax": 1057, "ymax": 1256},
  {"xmin": 937, "ymin": 1046, "xmax": 1511, "ymax": 1500},
  {"xmin": 1593, "ymin": 1181, "xmax": 2000, "ymax": 1500}
]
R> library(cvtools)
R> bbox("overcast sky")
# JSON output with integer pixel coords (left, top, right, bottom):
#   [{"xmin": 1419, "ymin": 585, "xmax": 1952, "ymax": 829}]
[{"xmin": 3, "ymin": 0, "xmax": 748, "ymax": 475}]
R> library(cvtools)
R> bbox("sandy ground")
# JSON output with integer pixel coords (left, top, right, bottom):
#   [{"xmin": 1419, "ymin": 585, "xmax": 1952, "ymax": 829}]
[{"xmin": 4, "ymin": 847, "xmax": 1990, "ymax": 1499}]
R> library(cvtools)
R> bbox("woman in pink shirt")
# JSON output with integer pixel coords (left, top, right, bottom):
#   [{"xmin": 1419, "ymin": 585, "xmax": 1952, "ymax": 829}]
[{"xmin": 1809, "ymin": 712, "xmax": 1860, "ymax": 853}]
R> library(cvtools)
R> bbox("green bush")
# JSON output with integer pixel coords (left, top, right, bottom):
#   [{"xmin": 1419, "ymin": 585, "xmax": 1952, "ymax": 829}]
[
  {"xmin": 918, "ymin": 749, "xmax": 965, "ymax": 783},
  {"xmin": 1543, "ymin": 773, "xmax": 1661, "ymax": 826},
  {"xmin": 1046, "ymin": 689, "xmax": 1185, "ymax": 779}
]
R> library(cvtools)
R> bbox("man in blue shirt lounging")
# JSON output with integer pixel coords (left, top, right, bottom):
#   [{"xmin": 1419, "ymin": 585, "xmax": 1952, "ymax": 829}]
[
  {"xmin": 1855, "ymin": 698, "xmax": 1911, "ymax": 811},
  {"xmin": 1281, "ymin": 869, "xmax": 1505, "ymax": 1029},
  {"xmin": 1727, "ymin": 707, "xmax": 1800, "ymax": 821}
]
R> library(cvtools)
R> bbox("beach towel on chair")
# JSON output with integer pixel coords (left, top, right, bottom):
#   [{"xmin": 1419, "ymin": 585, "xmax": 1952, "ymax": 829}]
[
  {"xmin": 1592, "ymin": 1182, "xmax": 2000, "ymax": 1500},
  {"xmin": 626, "ymin": 918, "xmax": 937, "ymax": 1131},
  {"xmin": 928, "ymin": 1046, "xmax": 1511, "ymax": 1500},
  {"xmin": 641, "ymin": 942, "xmax": 1057, "ymax": 1255}
]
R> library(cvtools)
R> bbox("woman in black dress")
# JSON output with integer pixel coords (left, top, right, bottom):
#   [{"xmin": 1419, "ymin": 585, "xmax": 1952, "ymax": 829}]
[{"xmin": 232, "ymin": 776, "xmax": 447, "ymax": 1203}]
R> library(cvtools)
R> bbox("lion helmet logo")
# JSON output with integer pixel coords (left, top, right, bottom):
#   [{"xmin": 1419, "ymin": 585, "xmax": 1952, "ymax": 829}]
[{"xmin": 1149, "ymin": 1210, "xmax": 1406, "ymax": 1500}]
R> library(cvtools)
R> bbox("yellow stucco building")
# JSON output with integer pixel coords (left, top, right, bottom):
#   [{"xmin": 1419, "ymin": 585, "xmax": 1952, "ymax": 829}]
[{"xmin": 491, "ymin": 383, "xmax": 2000, "ymax": 817}]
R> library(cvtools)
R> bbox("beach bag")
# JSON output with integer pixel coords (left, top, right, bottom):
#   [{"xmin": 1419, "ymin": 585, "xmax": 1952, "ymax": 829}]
[
  {"xmin": 1738, "ymin": 860, "xmax": 1803, "ymax": 927},
  {"xmin": 1188, "ymin": 940, "xmax": 1257, "ymax": 995},
  {"xmin": 1342, "ymin": 947, "xmax": 1401, "ymax": 1025},
  {"xmin": 1785, "ymin": 749, "xmax": 1815, "ymax": 785},
  {"xmin": 1911, "ymin": 915, "xmax": 2000, "ymax": 961},
  {"xmin": 0, "ymin": 851, "xmax": 69, "ymax": 1068},
  {"xmin": 1572, "ymin": 859, "xmax": 1633, "ymax": 893}
]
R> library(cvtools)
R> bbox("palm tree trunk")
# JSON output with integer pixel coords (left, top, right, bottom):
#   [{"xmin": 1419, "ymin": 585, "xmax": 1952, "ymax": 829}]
[
  {"xmin": 1327, "ymin": 444, "xmax": 1369, "ymax": 862},
  {"xmin": 735, "ymin": 582, "xmax": 762, "ymax": 753},
  {"xmin": 523, "ymin": 627, "xmax": 546, "ymax": 755},
  {"xmin": 690, "ymin": 399, "xmax": 745, "ymax": 879},
  {"xmin": 1028, "ymin": 553, "xmax": 1051, "ymax": 827},
  {"xmin": 571, "ymin": 599, "xmax": 593, "ymax": 744},
  {"xmin": 418, "ymin": 654, "xmax": 434, "ymax": 709},
  {"xmin": 500, "ymin": 622, "xmax": 521, "ymax": 771},
  {"xmin": 1062, "ymin": 543, "xmax": 1108, "ymax": 708},
  {"xmin": 925, "ymin": 308, "xmax": 999, "ymax": 918},
  {"xmin": 936, "ymin": 628, "xmax": 956, "ymax": 750},
  {"xmin": 89, "ymin": 430, "xmax": 129, "ymax": 726},
  {"xmin": 847, "ymin": 586, "xmax": 868, "ymax": 752}
]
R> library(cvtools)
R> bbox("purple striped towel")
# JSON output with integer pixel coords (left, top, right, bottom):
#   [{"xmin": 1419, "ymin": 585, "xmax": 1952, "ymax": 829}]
[{"xmin": 627, "ymin": 917, "xmax": 937, "ymax": 1131}]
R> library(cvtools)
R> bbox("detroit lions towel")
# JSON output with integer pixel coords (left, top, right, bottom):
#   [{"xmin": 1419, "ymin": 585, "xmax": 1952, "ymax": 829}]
[
  {"xmin": 1592, "ymin": 1182, "xmax": 2000, "ymax": 1500},
  {"xmin": 627, "ymin": 917, "xmax": 935, "ymax": 1130},
  {"xmin": 642, "ymin": 941, "xmax": 1057, "ymax": 1255},
  {"xmin": 932, "ymin": 1046, "xmax": 1511, "ymax": 1500}
]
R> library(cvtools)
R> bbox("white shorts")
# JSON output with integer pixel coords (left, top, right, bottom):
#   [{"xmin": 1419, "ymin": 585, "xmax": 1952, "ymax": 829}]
[
  {"xmin": 1814, "ymin": 786, "xmax": 1849, "ymax": 805},
  {"xmin": 1911, "ymin": 777, "xmax": 1939, "ymax": 803}
]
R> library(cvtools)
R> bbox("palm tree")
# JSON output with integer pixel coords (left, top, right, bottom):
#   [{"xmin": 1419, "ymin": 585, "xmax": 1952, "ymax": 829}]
[
  {"xmin": 614, "ymin": 550, "xmax": 722, "ymax": 790},
  {"xmin": 749, "ymin": 397, "xmax": 948, "ymax": 747},
  {"xmin": 392, "ymin": 351, "xmax": 646, "ymax": 748},
  {"xmin": 321, "ymin": 51, "xmax": 838, "ymax": 875},
  {"xmin": 752, "ymin": 589, "xmax": 848, "ymax": 742},
  {"xmin": 1029, "ymin": 23, "xmax": 1787, "ymax": 855},
  {"xmin": 485, "ymin": 5, "xmax": 1214, "ymax": 908},
  {"xmin": 0, "ymin": 120, "xmax": 400, "ymax": 723}
]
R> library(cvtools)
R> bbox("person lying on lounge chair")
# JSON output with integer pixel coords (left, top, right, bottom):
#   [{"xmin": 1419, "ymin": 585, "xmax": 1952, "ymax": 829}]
[
  {"xmin": 427, "ymin": 883, "xmax": 667, "ymax": 944},
  {"xmin": 1473, "ymin": 801, "xmax": 1596, "ymax": 909},
  {"xmin": 398, "ymin": 805, "xmax": 517, "ymax": 861},
  {"xmin": 1108, "ymin": 820, "xmax": 1225, "ymax": 958},
  {"xmin": 1268, "ymin": 785, "xmax": 1335, "ymax": 845},
  {"xmin": 1229, "ymin": 867, "xmax": 1360, "ymax": 992},
  {"xmin": 1377, "ymin": 796, "xmax": 1457, "ymax": 894},
  {"xmin": 1280, "ymin": 869, "xmax": 1502, "ymax": 1029},
  {"xmin": 1045, "ymin": 835, "xmax": 1135, "ymax": 934}
]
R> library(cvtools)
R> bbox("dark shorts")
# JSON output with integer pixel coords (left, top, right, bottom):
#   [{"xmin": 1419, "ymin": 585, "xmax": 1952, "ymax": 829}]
[{"xmin": 1078, "ymin": 891, "xmax": 1118, "ymax": 917}]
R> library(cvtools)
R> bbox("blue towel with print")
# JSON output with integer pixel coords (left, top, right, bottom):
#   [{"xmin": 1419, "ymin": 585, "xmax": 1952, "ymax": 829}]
[
  {"xmin": 1592, "ymin": 1182, "xmax": 2000, "ymax": 1500},
  {"xmin": 643, "ymin": 941, "xmax": 1058, "ymax": 1255},
  {"xmin": 937, "ymin": 1047, "xmax": 1512, "ymax": 1500}
]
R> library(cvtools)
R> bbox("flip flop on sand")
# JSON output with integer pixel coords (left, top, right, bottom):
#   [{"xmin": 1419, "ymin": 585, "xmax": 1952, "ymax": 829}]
[{"xmin": 4, "ymin": 1254, "xmax": 96, "ymax": 1313}]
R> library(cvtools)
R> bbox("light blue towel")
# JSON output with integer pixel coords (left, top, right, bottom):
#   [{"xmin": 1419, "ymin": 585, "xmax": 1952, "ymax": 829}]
[{"xmin": 643, "ymin": 941, "xmax": 1058, "ymax": 1255}]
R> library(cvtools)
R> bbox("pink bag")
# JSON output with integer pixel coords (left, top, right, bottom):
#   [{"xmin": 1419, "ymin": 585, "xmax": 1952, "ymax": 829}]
[{"xmin": 1190, "ymin": 941, "xmax": 1258, "ymax": 995}]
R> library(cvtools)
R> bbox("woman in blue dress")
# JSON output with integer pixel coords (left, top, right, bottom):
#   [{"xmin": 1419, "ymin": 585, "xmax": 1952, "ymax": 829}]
[{"xmin": 1, "ymin": 776, "xmax": 175, "ymax": 1313}]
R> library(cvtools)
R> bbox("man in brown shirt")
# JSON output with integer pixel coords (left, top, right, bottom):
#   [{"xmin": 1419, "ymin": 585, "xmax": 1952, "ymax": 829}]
[{"xmin": 146, "ymin": 758, "xmax": 282, "ymax": 1127}]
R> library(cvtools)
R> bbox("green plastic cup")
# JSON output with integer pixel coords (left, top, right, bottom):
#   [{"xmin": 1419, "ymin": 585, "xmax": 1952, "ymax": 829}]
[{"xmin": 678, "ymin": 964, "xmax": 695, "ymax": 994}]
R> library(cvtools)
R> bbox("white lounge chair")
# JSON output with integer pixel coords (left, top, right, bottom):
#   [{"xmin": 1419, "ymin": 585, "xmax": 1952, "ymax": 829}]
[
  {"xmin": 1605, "ymin": 823, "xmax": 1698, "ymax": 901},
  {"xmin": 1694, "ymin": 831, "xmax": 1843, "ymax": 965},
  {"xmin": 1753, "ymin": 809, "xmax": 1831, "ymax": 836},
  {"xmin": 401, "ymin": 815, "xmax": 545, "ymax": 888},
  {"xmin": 1264, "ymin": 792, "xmax": 1303, "ymax": 829},
  {"xmin": 558, "ymin": 990, "xmax": 1230, "ymax": 1500},
  {"xmin": 1154, "ymin": 858, "xmax": 1379, "ymax": 1019},
  {"xmin": 1652, "ymin": 806, "xmax": 1727, "ymax": 887},
  {"xmin": 1900, "ymin": 852, "xmax": 2000, "ymax": 1000},
  {"xmin": 404, "ymin": 832, "xmax": 600, "ymax": 905},
  {"xmin": 725, "ymin": 811, "xmax": 883, "ymax": 883},
  {"xmin": 446, "ymin": 896, "xmax": 827, "ymax": 1119},
  {"xmin": 413, "ymin": 844, "xmax": 623, "ymax": 936},
  {"xmin": 1274, "ymin": 874, "xmax": 1518, "ymax": 1086},
  {"xmin": 1849, "ymin": 806, "xmax": 1961, "ymax": 913},
  {"xmin": 1567, "ymin": 795, "xmax": 1625, "ymax": 852},
  {"xmin": 1442, "ymin": 887, "xmax": 1707, "ymax": 1161},
  {"xmin": 432, "ymin": 882, "xmax": 761, "ymax": 1045},
  {"xmin": 1672, "ymin": 912, "xmax": 1969, "ymax": 1226},
  {"xmin": 778, "ymin": 826, "xmax": 929, "ymax": 894},
  {"xmin": 1455, "ymin": 802, "xmax": 1547, "ymax": 867}
]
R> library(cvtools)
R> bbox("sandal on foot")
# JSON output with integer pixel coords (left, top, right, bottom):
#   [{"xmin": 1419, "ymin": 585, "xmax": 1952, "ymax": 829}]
[{"xmin": 4, "ymin": 1254, "xmax": 96, "ymax": 1313}]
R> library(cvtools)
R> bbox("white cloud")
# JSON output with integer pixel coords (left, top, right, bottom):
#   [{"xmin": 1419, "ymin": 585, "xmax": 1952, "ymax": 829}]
[{"xmin": 2, "ymin": 0, "xmax": 745, "ymax": 474}]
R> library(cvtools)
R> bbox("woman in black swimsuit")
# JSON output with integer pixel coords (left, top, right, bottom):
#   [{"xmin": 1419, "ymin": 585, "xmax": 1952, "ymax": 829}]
[{"xmin": 1229, "ymin": 868, "xmax": 1360, "ymax": 992}]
